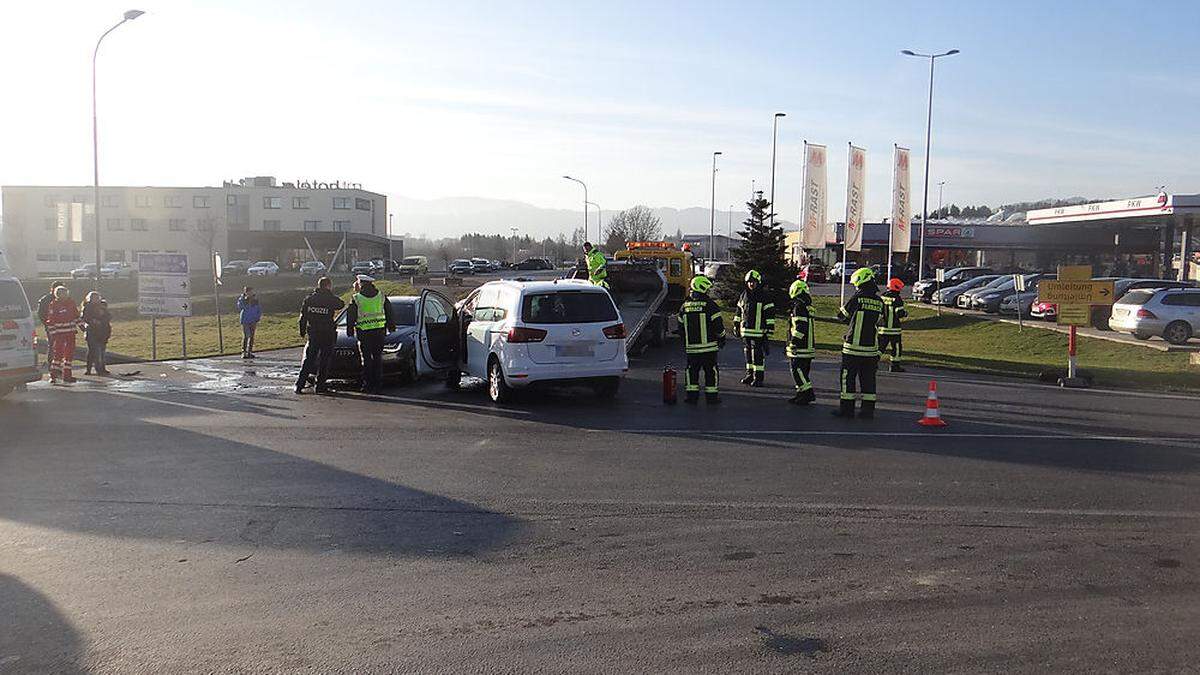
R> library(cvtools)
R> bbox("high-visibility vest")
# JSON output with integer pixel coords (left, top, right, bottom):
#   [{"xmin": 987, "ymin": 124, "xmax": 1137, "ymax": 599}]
[
  {"xmin": 879, "ymin": 293, "xmax": 906, "ymax": 335},
  {"xmin": 679, "ymin": 294, "xmax": 724, "ymax": 354},
  {"xmin": 354, "ymin": 293, "xmax": 386, "ymax": 331},
  {"xmin": 787, "ymin": 304, "xmax": 815, "ymax": 359},
  {"xmin": 838, "ymin": 294, "xmax": 884, "ymax": 357},
  {"xmin": 736, "ymin": 291, "xmax": 774, "ymax": 338},
  {"xmin": 586, "ymin": 249, "xmax": 607, "ymax": 283}
]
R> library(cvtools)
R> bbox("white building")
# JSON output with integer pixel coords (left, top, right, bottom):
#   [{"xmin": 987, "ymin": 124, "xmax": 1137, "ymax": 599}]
[{"xmin": 0, "ymin": 176, "xmax": 390, "ymax": 278}]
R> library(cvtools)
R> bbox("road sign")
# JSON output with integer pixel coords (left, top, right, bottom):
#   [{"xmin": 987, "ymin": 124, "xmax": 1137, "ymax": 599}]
[
  {"xmin": 1014, "ymin": 274, "xmax": 1026, "ymax": 292},
  {"xmin": 138, "ymin": 253, "xmax": 191, "ymax": 317},
  {"xmin": 1057, "ymin": 304, "xmax": 1091, "ymax": 326},
  {"xmin": 1038, "ymin": 280, "xmax": 1116, "ymax": 305},
  {"xmin": 1058, "ymin": 265, "xmax": 1092, "ymax": 281},
  {"xmin": 935, "ymin": 268, "xmax": 945, "ymax": 282}
]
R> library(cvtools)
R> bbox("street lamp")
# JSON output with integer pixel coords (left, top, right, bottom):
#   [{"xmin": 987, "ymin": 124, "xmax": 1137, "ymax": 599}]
[
  {"xmin": 92, "ymin": 9, "xmax": 145, "ymax": 291},
  {"xmin": 769, "ymin": 112, "xmax": 786, "ymax": 226},
  {"xmin": 586, "ymin": 201, "xmax": 601, "ymax": 246},
  {"xmin": 510, "ymin": 226, "xmax": 519, "ymax": 263},
  {"xmin": 562, "ymin": 175, "xmax": 588, "ymax": 243},
  {"xmin": 727, "ymin": 204, "xmax": 734, "ymax": 261},
  {"xmin": 710, "ymin": 151, "xmax": 722, "ymax": 260},
  {"xmin": 937, "ymin": 181, "xmax": 946, "ymax": 219},
  {"xmin": 901, "ymin": 48, "xmax": 959, "ymax": 279}
]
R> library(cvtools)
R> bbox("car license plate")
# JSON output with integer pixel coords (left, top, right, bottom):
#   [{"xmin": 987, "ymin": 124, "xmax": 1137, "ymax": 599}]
[
  {"xmin": 557, "ymin": 343, "xmax": 593, "ymax": 358},
  {"xmin": 1113, "ymin": 308, "xmax": 1128, "ymax": 317}
]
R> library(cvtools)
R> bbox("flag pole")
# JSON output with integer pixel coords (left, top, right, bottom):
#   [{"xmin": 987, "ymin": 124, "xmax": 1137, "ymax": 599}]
[
  {"xmin": 887, "ymin": 144, "xmax": 897, "ymax": 282},
  {"xmin": 841, "ymin": 142, "xmax": 851, "ymax": 307}
]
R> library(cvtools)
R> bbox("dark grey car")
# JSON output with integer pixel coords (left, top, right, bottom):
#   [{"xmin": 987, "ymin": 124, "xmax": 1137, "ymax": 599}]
[{"xmin": 329, "ymin": 297, "xmax": 420, "ymax": 382}]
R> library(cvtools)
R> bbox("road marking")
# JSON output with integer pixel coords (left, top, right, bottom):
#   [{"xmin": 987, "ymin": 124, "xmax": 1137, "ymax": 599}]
[{"xmin": 589, "ymin": 429, "xmax": 1200, "ymax": 443}]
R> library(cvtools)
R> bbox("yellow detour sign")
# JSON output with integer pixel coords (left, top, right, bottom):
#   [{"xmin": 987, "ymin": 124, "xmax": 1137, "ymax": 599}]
[
  {"xmin": 1058, "ymin": 265, "xmax": 1093, "ymax": 281},
  {"xmin": 1039, "ymin": 280, "xmax": 1116, "ymax": 305},
  {"xmin": 1057, "ymin": 305, "xmax": 1091, "ymax": 326}
]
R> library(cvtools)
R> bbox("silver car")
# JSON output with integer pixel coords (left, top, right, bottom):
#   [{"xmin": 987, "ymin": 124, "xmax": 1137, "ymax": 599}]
[
  {"xmin": 1108, "ymin": 288, "xmax": 1200, "ymax": 345},
  {"xmin": 932, "ymin": 274, "xmax": 1000, "ymax": 306}
]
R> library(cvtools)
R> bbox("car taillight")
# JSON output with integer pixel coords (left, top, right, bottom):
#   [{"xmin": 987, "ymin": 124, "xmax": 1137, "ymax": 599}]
[
  {"xmin": 1136, "ymin": 309, "xmax": 1157, "ymax": 319},
  {"xmin": 603, "ymin": 323, "xmax": 627, "ymax": 339},
  {"xmin": 507, "ymin": 326, "xmax": 547, "ymax": 343}
]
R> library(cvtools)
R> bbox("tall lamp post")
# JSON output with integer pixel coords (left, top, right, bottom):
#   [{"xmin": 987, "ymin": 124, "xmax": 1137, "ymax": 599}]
[
  {"xmin": 93, "ymin": 9, "xmax": 145, "ymax": 291},
  {"xmin": 510, "ymin": 226, "xmax": 519, "ymax": 263},
  {"xmin": 901, "ymin": 48, "xmax": 959, "ymax": 279},
  {"xmin": 727, "ymin": 204, "xmax": 734, "ymax": 261},
  {"xmin": 563, "ymin": 175, "xmax": 588, "ymax": 243},
  {"xmin": 936, "ymin": 181, "xmax": 946, "ymax": 219},
  {"xmin": 709, "ymin": 151, "xmax": 722, "ymax": 260},
  {"xmin": 769, "ymin": 112, "xmax": 786, "ymax": 226},
  {"xmin": 586, "ymin": 201, "xmax": 601, "ymax": 246}
]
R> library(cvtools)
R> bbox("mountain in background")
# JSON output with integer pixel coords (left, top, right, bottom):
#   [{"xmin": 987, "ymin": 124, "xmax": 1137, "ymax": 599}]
[{"xmin": 388, "ymin": 196, "xmax": 781, "ymax": 240}]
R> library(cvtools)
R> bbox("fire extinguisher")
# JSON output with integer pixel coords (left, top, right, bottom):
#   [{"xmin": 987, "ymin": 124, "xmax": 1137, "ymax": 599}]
[{"xmin": 662, "ymin": 365, "xmax": 677, "ymax": 405}]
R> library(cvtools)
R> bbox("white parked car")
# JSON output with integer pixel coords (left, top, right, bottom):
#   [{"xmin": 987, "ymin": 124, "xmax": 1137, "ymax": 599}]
[
  {"xmin": 414, "ymin": 279, "xmax": 629, "ymax": 403},
  {"xmin": 100, "ymin": 262, "xmax": 135, "ymax": 279},
  {"xmin": 0, "ymin": 275, "xmax": 39, "ymax": 398},
  {"xmin": 299, "ymin": 260, "xmax": 327, "ymax": 277},
  {"xmin": 1108, "ymin": 287, "xmax": 1200, "ymax": 345},
  {"xmin": 247, "ymin": 261, "xmax": 279, "ymax": 276}
]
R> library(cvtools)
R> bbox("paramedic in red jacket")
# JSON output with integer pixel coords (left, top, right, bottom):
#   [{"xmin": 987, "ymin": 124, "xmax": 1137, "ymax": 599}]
[{"xmin": 45, "ymin": 285, "xmax": 82, "ymax": 384}]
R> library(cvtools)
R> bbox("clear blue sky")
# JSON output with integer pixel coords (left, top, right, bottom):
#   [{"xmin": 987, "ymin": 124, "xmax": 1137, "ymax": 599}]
[{"xmin": 2, "ymin": 0, "xmax": 1198, "ymax": 225}]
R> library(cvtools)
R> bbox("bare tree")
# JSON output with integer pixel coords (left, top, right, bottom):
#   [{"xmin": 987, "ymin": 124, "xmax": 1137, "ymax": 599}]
[{"xmin": 603, "ymin": 205, "xmax": 662, "ymax": 251}]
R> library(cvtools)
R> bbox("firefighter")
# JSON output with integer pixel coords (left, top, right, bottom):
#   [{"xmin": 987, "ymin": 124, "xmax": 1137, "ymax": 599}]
[
  {"xmin": 582, "ymin": 242, "xmax": 608, "ymax": 289},
  {"xmin": 879, "ymin": 277, "xmax": 908, "ymax": 373},
  {"xmin": 834, "ymin": 267, "xmax": 884, "ymax": 419},
  {"xmin": 678, "ymin": 275, "xmax": 726, "ymax": 404},
  {"xmin": 296, "ymin": 276, "xmax": 346, "ymax": 394},
  {"xmin": 44, "ymin": 285, "xmax": 81, "ymax": 385},
  {"xmin": 786, "ymin": 279, "xmax": 816, "ymax": 405},
  {"xmin": 345, "ymin": 275, "xmax": 395, "ymax": 394},
  {"xmin": 733, "ymin": 269, "xmax": 774, "ymax": 387}
]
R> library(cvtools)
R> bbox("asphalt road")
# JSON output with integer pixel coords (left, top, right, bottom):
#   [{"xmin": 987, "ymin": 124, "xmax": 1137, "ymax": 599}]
[{"xmin": 2, "ymin": 344, "xmax": 1198, "ymax": 673}]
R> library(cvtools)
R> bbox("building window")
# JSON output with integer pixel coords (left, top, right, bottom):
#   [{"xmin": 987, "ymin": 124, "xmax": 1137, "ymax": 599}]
[
  {"xmin": 262, "ymin": 219, "xmax": 281, "ymax": 231},
  {"xmin": 196, "ymin": 218, "xmax": 214, "ymax": 231},
  {"xmin": 135, "ymin": 195, "xmax": 152, "ymax": 208},
  {"xmin": 44, "ymin": 217, "xmax": 57, "ymax": 231},
  {"xmin": 355, "ymin": 197, "xmax": 371, "ymax": 211},
  {"xmin": 36, "ymin": 251, "xmax": 58, "ymax": 262},
  {"xmin": 227, "ymin": 194, "xmax": 239, "ymax": 206},
  {"xmin": 43, "ymin": 194, "xmax": 59, "ymax": 207},
  {"xmin": 193, "ymin": 195, "xmax": 211, "ymax": 208},
  {"xmin": 59, "ymin": 251, "xmax": 81, "ymax": 262},
  {"xmin": 105, "ymin": 250, "xmax": 126, "ymax": 263},
  {"xmin": 101, "ymin": 195, "xmax": 120, "ymax": 207},
  {"xmin": 303, "ymin": 220, "xmax": 322, "ymax": 231},
  {"xmin": 130, "ymin": 218, "xmax": 148, "ymax": 231},
  {"xmin": 333, "ymin": 197, "xmax": 352, "ymax": 209},
  {"xmin": 107, "ymin": 218, "xmax": 124, "ymax": 231},
  {"xmin": 169, "ymin": 218, "xmax": 187, "ymax": 231},
  {"xmin": 332, "ymin": 220, "xmax": 351, "ymax": 232},
  {"xmin": 264, "ymin": 197, "xmax": 282, "ymax": 209},
  {"xmin": 164, "ymin": 195, "xmax": 183, "ymax": 208},
  {"xmin": 292, "ymin": 196, "xmax": 310, "ymax": 209}
]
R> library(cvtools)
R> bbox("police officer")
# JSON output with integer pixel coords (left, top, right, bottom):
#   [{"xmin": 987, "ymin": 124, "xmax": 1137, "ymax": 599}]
[
  {"xmin": 879, "ymin": 277, "xmax": 908, "ymax": 372},
  {"xmin": 345, "ymin": 274, "xmax": 395, "ymax": 394},
  {"xmin": 786, "ymin": 279, "xmax": 816, "ymax": 405},
  {"xmin": 582, "ymin": 242, "xmax": 608, "ymax": 289},
  {"xmin": 734, "ymin": 270, "xmax": 774, "ymax": 387},
  {"xmin": 678, "ymin": 275, "xmax": 726, "ymax": 404},
  {"xmin": 834, "ymin": 268, "xmax": 884, "ymax": 418},
  {"xmin": 296, "ymin": 276, "xmax": 345, "ymax": 394}
]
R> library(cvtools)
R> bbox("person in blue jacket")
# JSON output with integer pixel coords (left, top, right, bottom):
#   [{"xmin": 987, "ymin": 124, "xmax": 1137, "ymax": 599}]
[{"xmin": 237, "ymin": 286, "xmax": 263, "ymax": 359}]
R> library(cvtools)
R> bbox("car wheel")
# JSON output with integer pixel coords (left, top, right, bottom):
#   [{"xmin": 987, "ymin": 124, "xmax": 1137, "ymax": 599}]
[
  {"xmin": 1134, "ymin": 333, "xmax": 1151, "ymax": 340},
  {"xmin": 400, "ymin": 355, "xmax": 418, "ymax": 384},
  {"xmin": 1163, "ymin": 321, "xmax": 1193, "ymax": 345},
  {"xmin": 487, "ymin": 358, "xmax": 512, "ymax": 403},
  {"xmin": 593, "ymin": 377, "xmax": 620, "ymax": 399}
]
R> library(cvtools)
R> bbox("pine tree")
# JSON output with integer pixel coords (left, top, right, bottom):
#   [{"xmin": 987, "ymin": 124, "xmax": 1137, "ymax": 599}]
[{"xmin": 718, "ymin": 195, "xmax": 793, "ymax": 306}]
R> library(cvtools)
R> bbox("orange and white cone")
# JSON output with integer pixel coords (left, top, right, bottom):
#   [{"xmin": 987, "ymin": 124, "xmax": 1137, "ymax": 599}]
[{"xmin": 918, "ymin": 379, "xmax": 948, "ymax": 427}]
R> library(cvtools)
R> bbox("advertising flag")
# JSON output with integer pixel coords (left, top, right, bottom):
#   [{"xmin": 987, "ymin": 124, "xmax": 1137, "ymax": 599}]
[
  {"xmin": 890, "ymin": 146, "xmax": 912, "ymax": 254},
  {"xmin": 844, "ymin": 144, "xmax": 867, "ymax": 252},
  {"xmin": 801, "ymin": 142, "xmax": 828, "ymax": 250}
]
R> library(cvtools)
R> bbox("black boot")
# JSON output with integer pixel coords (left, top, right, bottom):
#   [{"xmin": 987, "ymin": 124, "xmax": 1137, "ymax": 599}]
[
  {"xmin": 787, "ymin": 392, "xmax": 803, "ymax": 404},
  {"xmin": 797, "ymin": 389, "xmax": 816, "ymax": 405},
  {"xmin": 831, "ymin": 399, "xmax": 855, "ymax": 418},
  {"xmin": 889, "ymin": 363, "xmax": 906, "ymax": 373},
  {"xmin": 740, "ymin": 373, "xmax": 754, "ymax": 385},
  {"xmin": 751, "ymin": 372, "xmax": 764, "ymax": 388},
  {"xmin": 859, "ymin": 400, "xmax": 875, "ymax": 419}
]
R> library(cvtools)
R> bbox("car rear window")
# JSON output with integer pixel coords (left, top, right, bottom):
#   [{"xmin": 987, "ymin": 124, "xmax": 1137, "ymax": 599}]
[
  {"xmin": 522, "ymin": 291, "xmax": 618, "ymax": 324},
  {"xmin": 1119, "ymin": 290, "xmax": 1155, "ymax": 306},
  {"xmin": 0, "ymin": 280, "xmax": 31, "ymax": 320}
]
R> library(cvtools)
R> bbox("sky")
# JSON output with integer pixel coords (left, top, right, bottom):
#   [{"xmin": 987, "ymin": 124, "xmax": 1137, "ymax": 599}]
[{"xmin": 3, "ymin": 0, "xmax": 1200, "ymax": 233}]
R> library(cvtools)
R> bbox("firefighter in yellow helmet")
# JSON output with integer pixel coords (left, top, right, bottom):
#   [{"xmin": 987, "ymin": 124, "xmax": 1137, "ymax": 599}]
[
  {"xmin": 833, "ymin": 267, "xmax": 884, "ymax": 418},
  {"xmin": 786, "ymin": 279, "xmax": 816, "ymax": 405},
  {"xmin": 733, "ymin": 269, "xmax": 774, "ymax": 387},
  {"xmin": 677, "ymin": 275, "xmax": 726, "ymax": 403},
  {"xmin": 582, "ymin": 242, "xmax": 608, "ymax": 289}
]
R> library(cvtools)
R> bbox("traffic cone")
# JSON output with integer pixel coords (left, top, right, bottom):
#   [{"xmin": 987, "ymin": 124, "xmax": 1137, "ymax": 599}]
[{"xmin": 918, "ymin": 379, "xmax": 948, "ymax": 427}]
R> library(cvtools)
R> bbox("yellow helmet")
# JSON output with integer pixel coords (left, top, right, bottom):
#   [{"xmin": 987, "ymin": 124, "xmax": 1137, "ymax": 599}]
[
  {"xmin": 789, "ymin": 279, "xmax": 809, "ymax": 298},
  {"xmin": 690, "ymin": 275, "xmax": 713, "ymax": 294},
  {"xmin": 850, "ymin": 267, "xmax": 876, "ymax": 287},
  {"xmin": 744, "ymin": 269, "xmax": 762, "ymax": 283}
]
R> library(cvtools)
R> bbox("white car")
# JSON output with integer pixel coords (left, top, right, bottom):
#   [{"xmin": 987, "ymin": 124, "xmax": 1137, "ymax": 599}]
[
  {"xmin": 0, "ymin": 275, "xmax": 39, "ymax": 398},
  {"xmin": 101, "ymin": 262, "xmax": 135, "ymax": 279},
  {"xmin": 299, "ymin": 260, "xmax": 327, "ymax": 277},
  {"xmin": 414, "ymin": 279, "xmax": 629, "ymax": 403},
  {"xmin": 247, "ymin": 261, "xmax": 279, "ymax": 276}
]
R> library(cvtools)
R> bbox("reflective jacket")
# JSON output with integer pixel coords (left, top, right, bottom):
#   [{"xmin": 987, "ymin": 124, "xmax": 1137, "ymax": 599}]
[
  {"xmin": 585, "ymin": 249, "xmax": 607, "ymax": 284},
  {"xmin": 299, "ymin": 288, "xmax": 346, "ymax": 346},
  {"xmin": 838, "ymin": 283, "xmax": 884, "ymax": 357},
  {"xmin": 735, "ymin": 287, "xmax": 775, "ymax": 338},
  {"xmin": 345, "ymin": 282, "xmax": 395, "ymax": 336},
  {"xmin": 879, "ymin": 291, "xmax": 907, "ymax": 336},
  {"xmin": 786, "ymin": 292, "xmax": 815, "ymax": 359},
  {"xmin": 45, "ymin": 298, "xmax": 81, "ymax": 337},
  {"xmin": 678, "ymin": 291, "xmax": 725, "ymax": 354}
]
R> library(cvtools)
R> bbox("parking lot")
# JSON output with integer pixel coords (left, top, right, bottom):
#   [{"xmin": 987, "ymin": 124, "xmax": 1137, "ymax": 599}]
[{"xmin": 3, "ymin": 343, "xmax": 1199, "ymax": 672}]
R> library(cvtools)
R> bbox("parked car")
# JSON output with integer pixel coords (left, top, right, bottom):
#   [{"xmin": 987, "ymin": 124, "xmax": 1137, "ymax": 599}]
[
  {"xmin": 449, "ymin": 259, "xmax": 474, "ymax": 275},
  {"xmin": 223, "ymin": 260, "xmax": 252, "ymax": 276},
  {"xmin": 999, "ymin": 282, "xmax": 1054, "ymax": 318},
  {"xmin": 913, "ymin": 266, "xmax": 994, "ymax": 303},
  {"xmin": 969, "ymin": 274, "xmax": 1047, "ymax": 313},
  {"xmin": 0, "ymin": 275, "xmax": 39, "ymax": 398},
  {"xmin": 299, "ymin": 260, "xmax": 327, "ymax": 277},
  {"xmin": 329, "ymin": 296, "xmax": 423, "ymax": 383},
  {"xmin": 702, "ymin": 261, "xmax": 737, "ymax": 283},
  {"xmin": 247, "ymin": 261, "xmax": 280, "ymax": 276},
  {"xmin": 514, "ymin": 257, "xmax": 554, "ymax": 271},
  {"xmin": 70, "ymin": 263, "xmax": 99, "ymax": 279},
  {"xmin": 829, "ymin": 261, "xmax": 860, "ymax": 282},
  {"xmin": 1091, "ymin": 278, "xmax": 1197, "ymax": 330},
  {"xmin": 931, "ymin": 275, "xmax": 1000, "ymax": 306},
  {"xmin": 98, "ymin": 262, "xmax": 135, "ymax": 279},
  {"xmin": 446, "ymin": 279, "xmax": 628, "ymax": 403},
  {"xmin": 396, "ymin": 256, "xmax": 429, "ymax": 275},
  {"xmin": 470, "ymin": 258, "xmax": 493, "ymax": 274},
  {"xmin": 350, "ymin": 260, "xmax": 380, "ymax": 276},
  {"xmin": 799, "ymin": 262, "xmax": 827, "ymax": 284},
  {"xmin": 1108, "ymin": 287, "xmax": 1200, "ymax": 345},
  {"xmin": 958, "ymin": 275, "xmax": 1015, "ymax": 309}
]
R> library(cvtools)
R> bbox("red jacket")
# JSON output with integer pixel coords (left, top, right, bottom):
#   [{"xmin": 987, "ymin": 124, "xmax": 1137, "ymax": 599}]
[{"xmin": 45, "ymin": 298, "xmax": 81, "ymax": 336}]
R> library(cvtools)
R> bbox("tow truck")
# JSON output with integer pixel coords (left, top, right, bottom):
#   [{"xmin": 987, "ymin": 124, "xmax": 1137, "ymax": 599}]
[{"xmin": 572, "ymin": 241, "xmax": 694, "ymax": 353}]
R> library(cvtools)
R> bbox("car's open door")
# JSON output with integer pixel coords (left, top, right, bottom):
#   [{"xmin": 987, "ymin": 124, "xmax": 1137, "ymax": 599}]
[{"xmin": 416, "ymin": 289, "xmax": 457, "ymax": 375}]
